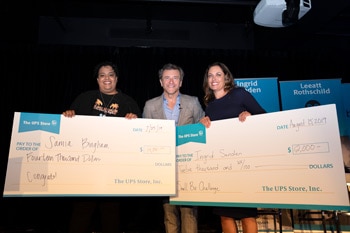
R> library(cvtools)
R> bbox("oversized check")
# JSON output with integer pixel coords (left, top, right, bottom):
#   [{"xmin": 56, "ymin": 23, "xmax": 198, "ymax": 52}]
[
  {"xmin": 4, "ymin": 112, "xmax": 176, "ymax": 197},
  {"xmin": 171, "ymin": 104, "xmax": 350, "ymax": 211}
]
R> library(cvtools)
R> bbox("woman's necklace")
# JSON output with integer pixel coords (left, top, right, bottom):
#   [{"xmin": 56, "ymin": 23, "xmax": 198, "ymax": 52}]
[{"xmin": 100, "ymin": 92, "xmax": 116, "ymax": 116}]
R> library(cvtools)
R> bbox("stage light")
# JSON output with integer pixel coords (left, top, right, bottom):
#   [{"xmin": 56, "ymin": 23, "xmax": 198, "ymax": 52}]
[{"xmin": 253, "ymin": 0, "xmax": 311, "ymax": 28}]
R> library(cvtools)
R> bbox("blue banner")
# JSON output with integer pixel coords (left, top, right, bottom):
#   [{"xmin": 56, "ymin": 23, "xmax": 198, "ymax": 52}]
[
  {"xmin": 341, "ymin": 83, "xmax": 350, "ymax": 136},
  {"xmin": 235, "ymin": 77, "xmax": 280, "ymax": 113},
  {"xmin": 279, "ymin": 78, "xmax": 346, "ymax": 136}
]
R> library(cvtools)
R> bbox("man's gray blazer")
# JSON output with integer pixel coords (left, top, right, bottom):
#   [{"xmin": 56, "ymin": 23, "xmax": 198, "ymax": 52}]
[{"xmin": 142, "ymin": 94, "xmax": 205, "ymax": 126}]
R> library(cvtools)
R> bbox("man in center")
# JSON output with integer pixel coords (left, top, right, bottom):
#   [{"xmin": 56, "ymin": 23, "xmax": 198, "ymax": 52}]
[{"xmin": 143, "ymin": 63, "xmax": 205, "ymax": 233}]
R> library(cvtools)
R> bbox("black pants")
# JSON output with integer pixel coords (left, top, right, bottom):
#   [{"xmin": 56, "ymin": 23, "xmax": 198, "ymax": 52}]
[{"xmin": 69, "ymin": 201, "xmax": 120, "ymax": 233}]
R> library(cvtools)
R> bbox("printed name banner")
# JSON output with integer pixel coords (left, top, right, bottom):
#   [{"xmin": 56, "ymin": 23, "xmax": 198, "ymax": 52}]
[
  {"xmin": 171, "ymin": 104, "xmax": 350, "ymax": 211},
  {"xmin": 4, "ymin": 112, "xmax": 176, "ymax": 197},
  {"xmin": 341, "ymin": 83, "xmax": 350, "ymax": 136},
  {"xmin": 235, "ymin": 77, "xmax": 280, "ymax": 113},
  {"xmin": 279, "ymin": 78, "xmax": 346, "ymax": 136}
]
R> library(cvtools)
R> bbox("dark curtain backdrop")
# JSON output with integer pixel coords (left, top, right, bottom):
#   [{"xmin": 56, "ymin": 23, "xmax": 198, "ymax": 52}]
[{"xmin": 1, "ymin": 43, "xmax": 349, "ymax": 232}]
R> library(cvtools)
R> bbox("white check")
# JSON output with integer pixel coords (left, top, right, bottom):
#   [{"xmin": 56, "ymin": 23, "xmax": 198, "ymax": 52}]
[
  {"xmin": 171, "ymin": 104, "xmax": 350, "ymax": 211},
  {"xmin": 4, "ymin": 113, "xmax": 176, "ymax": 197}
]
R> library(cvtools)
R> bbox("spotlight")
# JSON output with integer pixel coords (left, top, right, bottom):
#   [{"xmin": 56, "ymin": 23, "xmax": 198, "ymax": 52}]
[{"xmin": 253, "ymin": 0, "xmax": 311, "ymax": 28}]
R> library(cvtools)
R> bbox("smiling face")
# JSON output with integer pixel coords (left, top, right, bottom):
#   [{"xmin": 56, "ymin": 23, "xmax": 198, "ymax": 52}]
[
  {"xmin": 160, "ymin": 69, "xmax": 183, "ymax": 96},
  {"xmin": 207, "ymin": 65, "xmax": 226, "ymax": 95},
  {"xmin": 97, "ymin": 65, "xmax": 118, "ymax": 94}
]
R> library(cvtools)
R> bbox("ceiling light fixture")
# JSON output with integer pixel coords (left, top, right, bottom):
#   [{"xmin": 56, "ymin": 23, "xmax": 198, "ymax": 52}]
[{"xmin": 253, "ymin": 0, "xmax": 311, "ymax": 27}]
